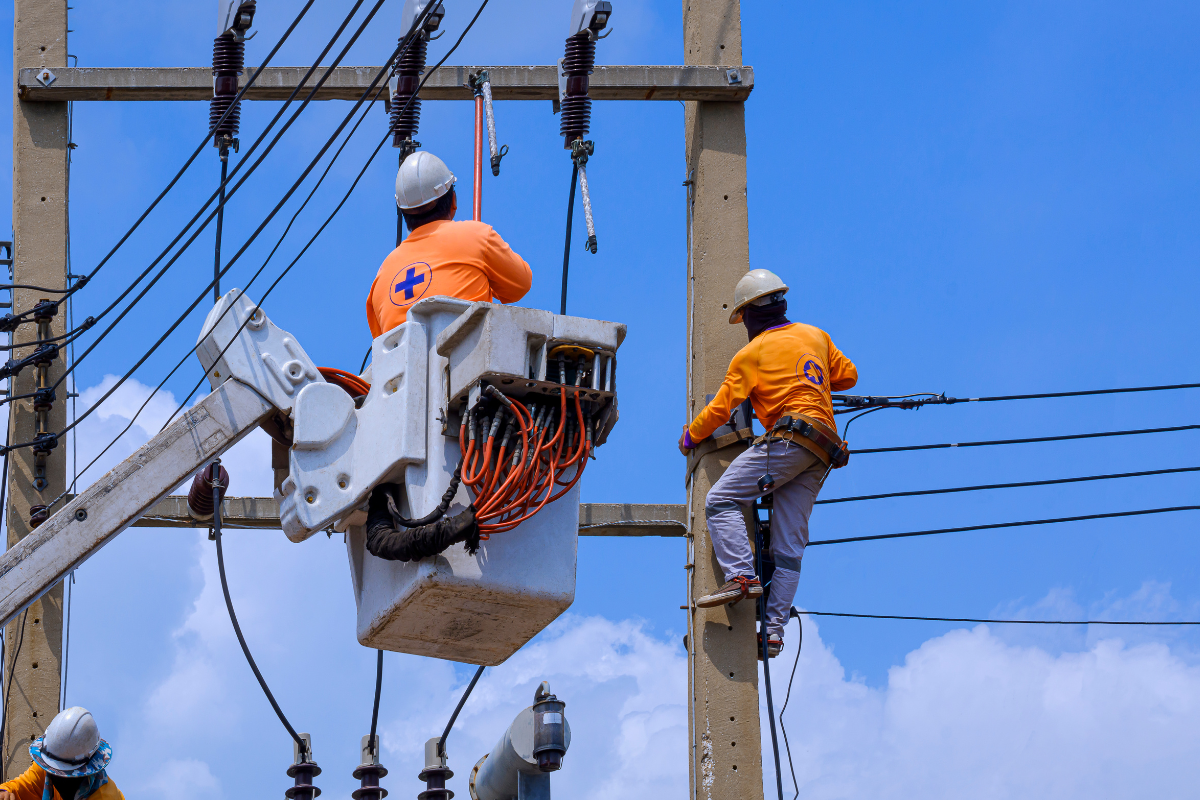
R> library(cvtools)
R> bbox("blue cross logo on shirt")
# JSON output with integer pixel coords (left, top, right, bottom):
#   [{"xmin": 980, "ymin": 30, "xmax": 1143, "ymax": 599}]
[
  {"xmin": 395, "ymin": 267, "xmax": 425, "ymax": 299},
  {"xmin": 388, "ymin": 261, "xmax": 432, "ymax": 308}
]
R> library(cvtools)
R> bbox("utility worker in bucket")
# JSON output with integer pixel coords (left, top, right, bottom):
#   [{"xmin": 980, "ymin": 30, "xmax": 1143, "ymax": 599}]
[
  {"xmin": 367, "ymin": 151, "xmax": 533, "ymax": 338},
  {"xmin": 678, "ymin": 269, "xmax": 858, "ymax": 658},
  {"xmin": 0, "ymin": 707, "xmax": 124, "ymax": 800}
]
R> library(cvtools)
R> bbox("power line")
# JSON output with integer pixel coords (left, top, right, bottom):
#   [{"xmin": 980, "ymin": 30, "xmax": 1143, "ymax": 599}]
[
  {"xmin": 439, "ymin": 665, "xmax": 485, "ymax": 758},
  {"xmin": 851, "ymin": 423, "xmax": 1200, "ymax": 455},
  {"xmin": 32, "ymin": 7, "xmax": 422, "ymax": 454},
  {"xmin": 807, "ymin": 505, "xmax": 1200, "ymax": 547},
  {"xmin": 0, "ymin": 0, "xmax": 320, "ymax": 327},
  {"xmin": 832, "ymin": 381, "xmax": 1200, "ymax": 411},
  {"xmin": 54, "ymin": 0, "xmax": 390, "ymax": 390},
  {"xmin": 796, "ymin": 609, "xmax": 1200, "ymax": 625},
  {"xmin": 817, "ymin": 465, "xmax": 1200, "ymax": 505}
]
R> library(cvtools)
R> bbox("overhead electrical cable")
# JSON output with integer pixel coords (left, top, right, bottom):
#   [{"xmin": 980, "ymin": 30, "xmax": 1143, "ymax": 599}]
[
  {"xmin": 795, "ymin": 610, "xmax": 1200, "ymax": 625},
  {"xmin": 438, "ymin": 665, "xmax": 485, "ymax": 758},
  {"xmin": 210, "ymin": 462, "xmax": 308, "ymax": 757},
  {"xmin": 53, "ymin": 0, "xmax": 394, "ymax": 388},
  {"xmin": 0, "ymin": 0, "xmax": 320, "ymax": 326},
  {"xmin": 832, "ymin": 381, "xmax": 1200, "ymax": 411},
  {"xmin": 817, "ymin": 465, "xmax": 1200, "ymax": 505},
  {"xmin": 807, "ymin": 505, "xmax": 1200, "ymax": 547},
  {"xmin": 156, "ymin": 0, "xmax": 493, "ymax": 430},
  {"xmin": 851, "ymin": 423, "xmax": 1200, "ymax": 455},
  {"xmin": 63, "ymin": 0, "xmax": 487, "ymax": 475}
]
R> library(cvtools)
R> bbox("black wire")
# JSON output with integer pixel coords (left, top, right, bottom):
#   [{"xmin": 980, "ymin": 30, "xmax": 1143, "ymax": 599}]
[
  {"xmin": 560, "ymin": 161, "xmax": 578, "ymax": 316},
  {"xmin": 53, "ymin": 0, "xmax": 387, "ymax": 390},
  {"xmin": 0, "ymin": 283, "xmax": 77, "ymax": 294},
  {"xmin": 212, "ymin": 461, "xmax": 307, "ymax": 756},
  {"xmin": 439, "ymin": 665, "xmax": 485, "ymax": 758},
  {"xmin": 779, "ymin": 613, "xmax": 802, "ymax": 800},
  {"xmin": 831, "ymin": 382, "xmax": 1200, "ymax": 409},
  {"xmin": 369, "ymin": 649, "xmax": 384, "ymax": 743},
  {"xmin": 214, "ymin": 155, "xmax": 229, "ymax": 303},
  {"xmin": 817, "ymin": 465, "xmax": 1200, "ymax": 505},
  {"xmin": 971, "ymin": 382, "xmax": 1200, "ymax": 403},
  {"xmin": 851, "ymin": 423, "xmax": 1200, "ymax": 455},
  {"xmin": 807, "ymin": 504, "xmax": 1200, "ymax": 547},
  {"xmin": 839, "ymin": 406, "xmax": 883, "ymax": 441},
  {"xmin": 1, "ymin": 0, "xmax": 319, "ymax": 326},
  {"xmin": 360, "ymin": 344, "xmax": 372, "ymax": 374},
  {"xmin": 753, "ymin": 507, "xmax": 784, "ymax": 800},
  {"xmin": 796, "ymin": 609, "xmax": 1200, "ymax": 625}
]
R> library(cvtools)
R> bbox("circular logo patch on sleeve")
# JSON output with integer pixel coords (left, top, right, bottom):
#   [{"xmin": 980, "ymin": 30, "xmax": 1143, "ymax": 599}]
[
  {"xmin": 796, "ymin": 354, "xmax": 828, "ymax": 391},
  {"xmin": 389, "ymin": 261, "xmax": 433, "ymax": 308}
]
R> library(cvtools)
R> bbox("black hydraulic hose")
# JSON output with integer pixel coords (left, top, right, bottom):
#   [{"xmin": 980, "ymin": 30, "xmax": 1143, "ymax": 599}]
[
  {"xmin": 0, "ymin": 0, "xmax": 319, "ymax": 326},
  {"xmin": 438, "ymin": 665, "xmax": 485, "ymax": 758},
  {"xmin": 807, "ymin": 504, "xmax": 1200, "ymax": 547},
  {"xmin": 817, "ymin": 464, "xmax": 1200, "ymax": 505},
  {"xmin": 560, "ymin": 161, "xmax": 579, "ymax": 316},
  {"xmin": 779, "ymin": 610, "xmax": 802, "ymax": 800},
  {"xmin": 852, "ymin": 423, "xmax": 1200, "ymax": 455},
  {"xmin": 212, "ymin": 461, "xmax": 307, "ymax": 757}
]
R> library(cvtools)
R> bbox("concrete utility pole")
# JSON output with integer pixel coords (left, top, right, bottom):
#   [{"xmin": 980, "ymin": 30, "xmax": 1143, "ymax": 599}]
[
  {"xmin": 5, "ymin": 0, "xmax": 69, "ymax": 779},
  {"xmin": 683, "ymin": 1, "xmax": 762, "ymax": 799}
]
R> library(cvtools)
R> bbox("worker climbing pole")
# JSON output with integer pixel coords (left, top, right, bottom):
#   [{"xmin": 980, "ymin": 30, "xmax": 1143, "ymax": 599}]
[
  {"xmin": 210, "ymin": 0, "xmax": 256, "ymax": 300},
  {"xmin": 389, "ymin": 0, "xmax": 446, "ymax": 244},
  {"xmin": 558, "ymin": 0, "xmax": 612, "ymax": 315}
]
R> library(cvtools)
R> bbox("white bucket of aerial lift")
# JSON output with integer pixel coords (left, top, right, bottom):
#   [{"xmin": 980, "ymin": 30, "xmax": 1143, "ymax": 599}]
[{"xmin": 344, "ymin": 296, "xmax": 625, "ymax": 665}]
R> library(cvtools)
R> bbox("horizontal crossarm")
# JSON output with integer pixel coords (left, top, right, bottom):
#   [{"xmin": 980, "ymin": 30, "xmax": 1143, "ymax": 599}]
[{"xmin": 18, "ymin": 65, "xmax": 753, "ymax": 102}]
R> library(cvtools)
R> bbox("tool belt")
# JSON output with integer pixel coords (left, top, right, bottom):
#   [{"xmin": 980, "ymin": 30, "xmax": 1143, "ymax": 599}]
[{"xmin": 756, "ymin": 414, "xmax": 849, "ymax": 469}]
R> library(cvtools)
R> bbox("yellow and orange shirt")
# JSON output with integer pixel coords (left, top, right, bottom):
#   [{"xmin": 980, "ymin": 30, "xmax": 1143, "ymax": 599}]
[
  {"xmin": 688, "ymin": 322, "xmax": 857, "ymax": 441},
  {"xmin": 366, "ymin": 219, "xmax": 532, "ymax": 338}
]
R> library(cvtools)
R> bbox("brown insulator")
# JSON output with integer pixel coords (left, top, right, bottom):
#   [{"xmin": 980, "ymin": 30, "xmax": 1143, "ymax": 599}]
[
  {"xmin": 391, "ymin": 37, "xmax": 428, "ymax": 147},
  {"xmin": 559, "ymin": 31, "xmax": 596, "ymax": 147},
  {"xmin": 187, "ymin": 464, "xmax": 229, "ymax": 520},
  {"xmin": 285, "ymin": 761, "xmax": 322, "ymax": 800},
  {"xmin": 209, "ymin": 31, "xmax": 246, "ymax": 145},
  {"xmin": 351, "ymin": 763, "xmax": 388, "ymax": 800},
  {"xmin": 29, "ymin": 505, "xmax": 49, "ymax": 529}
]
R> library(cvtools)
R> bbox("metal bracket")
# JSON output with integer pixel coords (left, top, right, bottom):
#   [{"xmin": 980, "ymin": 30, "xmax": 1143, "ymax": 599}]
[
  {"xmin": 725, "ymin": 68, "xmax": 742, "ymax": 85},
  {"xmin": 34, "ymin": 68, "xmax": 56, "ymax": 87}
]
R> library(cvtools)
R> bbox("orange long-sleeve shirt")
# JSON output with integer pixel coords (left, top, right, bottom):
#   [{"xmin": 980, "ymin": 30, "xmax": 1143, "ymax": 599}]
[
  {"xmin": 366, "ymin": 219, "xmax": 532, "ymax": 338},
  {"xmin": 0, "ymin": 763, "xmax": 124, "ymax": 800},
  {"xmin": 689, "ymin": 322, "xmax": 857, "ymax": 441}
]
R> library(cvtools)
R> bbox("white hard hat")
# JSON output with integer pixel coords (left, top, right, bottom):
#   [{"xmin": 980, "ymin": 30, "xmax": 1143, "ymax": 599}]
[
  {"xmin": 729, "ymin": 269, "xmax": 789, "ymax": 323},
  {"xmin": 31, "ymin": 707, "xmax": 111, "ymax": 777},
  {"xmin": 395, "ymin": 151, "xmax": 457, "ymax": 210}
]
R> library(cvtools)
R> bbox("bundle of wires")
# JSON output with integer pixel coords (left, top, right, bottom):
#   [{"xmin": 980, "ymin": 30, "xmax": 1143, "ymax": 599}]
[{"xmin": 461, "ymin": 376, "xmax": 593, "ymax": 537}]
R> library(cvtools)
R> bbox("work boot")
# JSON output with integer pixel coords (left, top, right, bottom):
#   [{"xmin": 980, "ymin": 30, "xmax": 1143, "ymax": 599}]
[
  {"xmin": 757, "ymin": 632, "xmax": 783, "ymax": 660},
  {"xmin": 695, "ymin": 576, "xmax": 763, "ymax": 608}
]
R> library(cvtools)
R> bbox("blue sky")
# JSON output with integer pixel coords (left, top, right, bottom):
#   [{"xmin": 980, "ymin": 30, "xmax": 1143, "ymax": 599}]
[{"xmin": 3, "ymin": 1, "xmax": 1199, "ymax": 798}]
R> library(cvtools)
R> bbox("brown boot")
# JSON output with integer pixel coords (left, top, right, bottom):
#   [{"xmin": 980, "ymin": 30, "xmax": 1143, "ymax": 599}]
[{"xmin": 695, "ymin": 576, "xmax": 763, "ymax": 608}]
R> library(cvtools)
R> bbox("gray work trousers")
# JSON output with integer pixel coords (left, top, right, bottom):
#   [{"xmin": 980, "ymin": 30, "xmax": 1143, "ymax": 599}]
[{"xmin": 704, "ymin": 439, "xmax": 824, "ymax": 640}]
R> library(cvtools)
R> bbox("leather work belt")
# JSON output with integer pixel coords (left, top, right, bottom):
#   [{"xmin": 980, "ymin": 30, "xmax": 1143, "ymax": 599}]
[{"xmin": 756, "ymin": 414, "xmax": 850, "ymax": 469}]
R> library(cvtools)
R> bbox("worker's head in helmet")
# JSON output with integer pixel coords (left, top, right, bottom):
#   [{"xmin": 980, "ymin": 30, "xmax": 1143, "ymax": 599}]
[
  {"xmin": 396, "ymin": 151, "xmax": 458, "ymax": 232},
  {"xmin": 729, "ymin": 269, "xmax": 790, "ymax": 340}
]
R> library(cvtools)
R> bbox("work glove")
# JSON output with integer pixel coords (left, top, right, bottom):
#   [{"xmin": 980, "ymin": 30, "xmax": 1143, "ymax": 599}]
[{"xmin": 678, "ymin": 426, "xmax": 695, "ymax": 456}]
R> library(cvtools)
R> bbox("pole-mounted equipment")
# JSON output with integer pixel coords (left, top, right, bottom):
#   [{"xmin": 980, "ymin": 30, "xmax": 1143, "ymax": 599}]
[
  {"xmin": 390, "ymin": 0, "xmax": 446, "ymax": 161},
  {"xmin": 470, "ymin": 682, "xmax": 572, "ymax": 800},
  {"xmin": 353, "ymin": 735, "xmax": 388, "ymax": 800}
]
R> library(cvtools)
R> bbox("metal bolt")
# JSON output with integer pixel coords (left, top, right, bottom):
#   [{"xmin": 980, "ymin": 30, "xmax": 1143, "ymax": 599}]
[{"xmin": 74, "ymin": 508, "xmax": 87, "ymax": 521}]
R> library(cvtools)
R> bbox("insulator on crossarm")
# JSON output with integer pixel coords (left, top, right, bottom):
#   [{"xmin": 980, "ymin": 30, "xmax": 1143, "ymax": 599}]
[
  {"xmin": 559, "ymin": 31, "xmax": 596, "ymax": 147},
  {"xmin": 187, "ymin": 463, "xmax": 229, "ymax": 521},
  {"xmin": 391, "ymin": 36, "xmax": 428, "ymax": 148},
  {"xmin": 209, "ymin": 30, "xmax": 246, "ymax": 145}
]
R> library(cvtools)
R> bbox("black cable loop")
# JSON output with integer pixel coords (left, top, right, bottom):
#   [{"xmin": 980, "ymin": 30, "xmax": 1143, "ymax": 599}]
[
  {"xmin": 779, "ymin": 612, "xmax": 802, "ymax": 800},
  {"xmin": 818, "ymin": 465, "xmax": 1200, "ymax": 505},
  {"xmin": 0, "ymin": 0, "xmax": 320, "ymax": 328},
  {"xmin": 369, "ymin": 649, "xmax": 384, "ymax": 744},
  {"xmin": 53, "ymin": 0, "xmax": 393, "ymax": 389},
  {"xmin": 212, "ymin": 462, "xmax": 307, "ymax": 757},
  {"xmin": 807, "ymin": 505, "xmax": 1200, "ymax": 547}
]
